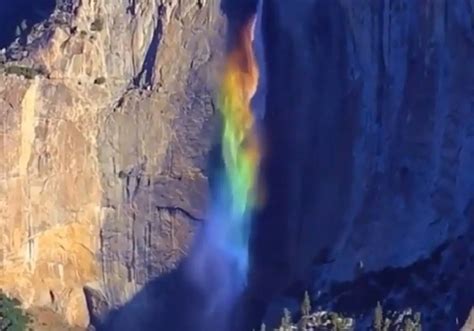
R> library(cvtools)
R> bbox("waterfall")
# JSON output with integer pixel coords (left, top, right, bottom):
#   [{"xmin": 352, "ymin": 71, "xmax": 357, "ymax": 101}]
[{"xmin": 184, "ymin": 5, "xmax": 263, "ymax": 331}]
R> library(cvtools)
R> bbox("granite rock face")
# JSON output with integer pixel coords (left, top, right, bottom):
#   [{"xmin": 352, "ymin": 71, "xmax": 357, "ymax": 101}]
[
  {"xmin": 462, "ymin": 308, "xmax": 474, "ymax": 331},
  {"xmin": 0, "ymin": 0, "xmax": 223, "ymax": 327},
  {"xmin": 247, "ymin": 0, "xmax": 474, "ymax": 329},
  {"xmin": 1, "ymin": 0, "xmax": 473, "ymax": 329}
]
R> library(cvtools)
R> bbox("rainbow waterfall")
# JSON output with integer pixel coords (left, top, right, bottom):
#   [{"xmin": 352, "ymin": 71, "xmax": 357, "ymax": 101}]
[
  {"xmin": 185, "ymin": 13, "xmax": 262, "ymax": 330},
  {"xmin": 217, "ymin": 14, "xmax": 261, "ymax": 277}
]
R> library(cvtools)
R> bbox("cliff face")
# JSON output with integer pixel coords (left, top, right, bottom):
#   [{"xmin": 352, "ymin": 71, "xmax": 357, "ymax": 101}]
[
  {"xmin": 0, "ymin": 0, "xmax": 222, "ymax": 326},
  {"xmin": 1, "ymin": 0, "xmax": 473, "ymax": 329},
  {"xmin": 248, "ymin": 0, "xmax": 474, "ymax": 328}
]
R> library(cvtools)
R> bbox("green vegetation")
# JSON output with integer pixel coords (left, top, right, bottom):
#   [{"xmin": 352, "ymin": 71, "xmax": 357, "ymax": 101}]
[
  {"xmin": 90, "ymin": 17, "xmax": 104, "ymax": 32},
  {"xmin": 0, "ymin": 291, "xmax": 29, "ymax": 331},
  {"xmin": 3, "ymin": 65, "xmax": 45, "ymax": 79},
  {"xmin": 258, "ymin": 293, "xmax": 423, "ymax": 331},
  {"xmin": 15, "ymin": 20, "xmax": 28, "ymax": 38},
  {"xmin": 372, "ymin": 301, "xmax": 422, "ymax": 331},
  {"xmin": 94, "ymin": 76, "xmax": 106, "ymax": 85},
  {"xmin": 280, "ymin": 308, "xmax": 292, "ymax": 329},
  {"xmin": 301, "ymin": 291, "xmax": 311, "ymax": 316},
  {"xmin": 374, "ymin": 302, "xmax": 383, "ymax": 331}
]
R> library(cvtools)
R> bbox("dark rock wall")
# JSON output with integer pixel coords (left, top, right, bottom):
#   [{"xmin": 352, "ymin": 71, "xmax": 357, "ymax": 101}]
[{"xmin": 246, "ymin": 0, "xmax": 474, "ymax": 328}]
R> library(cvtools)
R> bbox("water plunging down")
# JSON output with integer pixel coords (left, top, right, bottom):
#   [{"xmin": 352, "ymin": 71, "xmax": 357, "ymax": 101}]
[
  {"xmin": 217, "ymin": 14, "xmax": 261, "ymax": 276},
  {"xmin": 185, "ymin": 13, "xmax": 262, "ymax": 329}
]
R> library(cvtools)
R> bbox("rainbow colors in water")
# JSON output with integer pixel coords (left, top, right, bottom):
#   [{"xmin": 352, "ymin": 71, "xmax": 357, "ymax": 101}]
[
  {"xmin": 182, "ymin": 15, "xmax": 262, "ymax": 329},
  {"xmin": 215, "ymin": 15, "xmax": 261, "ymax": 277}
]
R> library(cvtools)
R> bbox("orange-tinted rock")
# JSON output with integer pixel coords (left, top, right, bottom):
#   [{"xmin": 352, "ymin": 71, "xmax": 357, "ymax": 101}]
[{"xmin": 0, "ymin": 0, "xmax": 223, "ymax": 327}]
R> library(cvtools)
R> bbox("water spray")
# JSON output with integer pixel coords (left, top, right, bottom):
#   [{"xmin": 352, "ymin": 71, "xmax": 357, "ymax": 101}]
[{"xmin": 184, "ymin": 11, "xmax": 262, "ymax": 331}]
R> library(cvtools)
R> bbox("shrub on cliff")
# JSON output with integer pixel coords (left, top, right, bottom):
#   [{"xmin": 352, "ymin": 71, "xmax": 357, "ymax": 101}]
[
  {"xmin": 0, "ymin": 291, "xmax": 29, "ymax": 331},
  {"xmin": 3, "ymin": 65, "xmax": 45, "ymax": 79}
]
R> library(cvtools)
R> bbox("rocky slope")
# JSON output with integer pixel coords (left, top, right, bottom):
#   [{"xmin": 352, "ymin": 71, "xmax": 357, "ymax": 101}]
[{"xmin": 0, "ymin": 0, "xmax": 223, "ymax": 327}]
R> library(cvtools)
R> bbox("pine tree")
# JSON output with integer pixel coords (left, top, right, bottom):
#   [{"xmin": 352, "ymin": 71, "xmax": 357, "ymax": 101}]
[
  {"xmin": 404, "ymin": 317, "xmax": 415, "ymax": 331},
  {"xmin": 20, "ymin": 19, "xmax": 28, "ymax": 32},
  {"xmin": 301, "ymin": 291, "xmax": 311, "ymax": 316},
  {"xmin": 382, "ymin": 318, "xmax": 391, "ymax": 331},
  {"xmin": 374, "ymin": 302, "xmax": 383, "ymax": 331},
  {"xmin": 414, "ymin": 312, "xmax": 422, "ymax": 331},
  {"xmin": 280, "ymin": 308, "xmax": 292, "ymax": 330}
]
